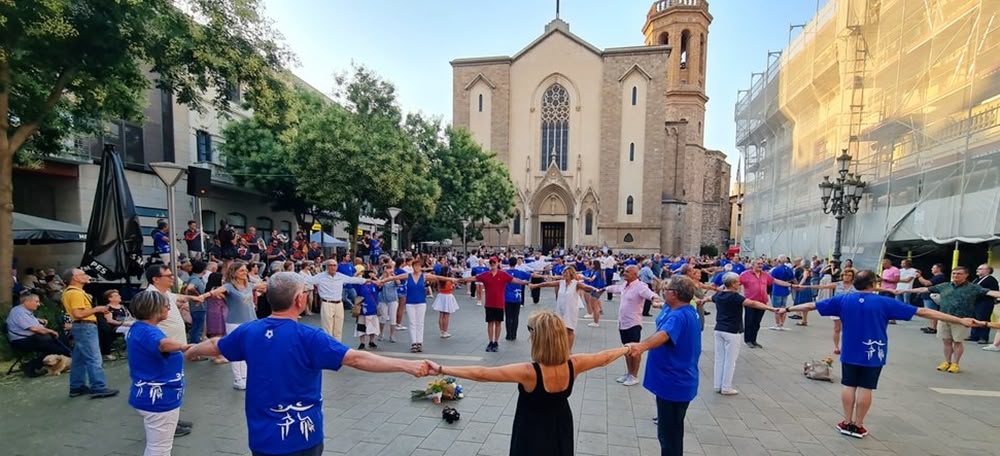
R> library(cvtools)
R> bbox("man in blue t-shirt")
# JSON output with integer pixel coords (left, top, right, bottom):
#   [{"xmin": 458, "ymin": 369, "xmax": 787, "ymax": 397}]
[
  {"xmin": 785, "ymin": 270, "xmax": 976, "ymax": 440},
  {"xmin": 767, "ymin": 256, "xmax": 795, "ymax": 330},
  {"xmin": 186, "ymin": 272, "xmax": 430, "ymax": 456},
  {"xmin": 503, "ymin": 257, "xmax": 533, "ymax": 341},
  {"xmin": 631, "ymin": 275, "xmax": 701, "ymax": 456}
]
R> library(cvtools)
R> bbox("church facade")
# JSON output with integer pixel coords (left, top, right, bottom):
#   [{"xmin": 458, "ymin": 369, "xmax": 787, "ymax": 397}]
[{"xmin": 451, "ymin": 0, "xmax": 730, "ymax": 255}]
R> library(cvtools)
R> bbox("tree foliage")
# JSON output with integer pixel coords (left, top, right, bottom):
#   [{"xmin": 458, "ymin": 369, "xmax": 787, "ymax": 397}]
[{"xmin": 0, "ymin": 0, "xmax": 290, "ymax": 312}]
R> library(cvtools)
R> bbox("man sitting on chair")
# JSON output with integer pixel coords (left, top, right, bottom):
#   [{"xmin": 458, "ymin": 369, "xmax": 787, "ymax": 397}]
[{"xmin": 6, "ymin": 293, "xmax": 70, "ymax": 357}]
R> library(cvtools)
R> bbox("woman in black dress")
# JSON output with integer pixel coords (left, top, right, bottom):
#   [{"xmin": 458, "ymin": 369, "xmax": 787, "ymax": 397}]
[{"xmin": 429, "ymin": 310, "xmax": 630, "ymax": 455}]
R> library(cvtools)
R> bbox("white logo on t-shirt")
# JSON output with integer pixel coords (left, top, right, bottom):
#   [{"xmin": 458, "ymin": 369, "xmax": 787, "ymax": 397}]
[
  {"xmin": 265, "ymin": 329, "xmax": 273, "ymax": 339},
  {"xmin": 862, "ymin": 339, "xmax": 886, "ymax": 362},
  {"xmin": 270, "ymin": 402, "xmax": 316, "ymax": 441}
]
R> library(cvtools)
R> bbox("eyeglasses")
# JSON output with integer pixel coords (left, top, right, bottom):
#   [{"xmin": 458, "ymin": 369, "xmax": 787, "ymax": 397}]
[{"xmin": 159, "ymin": 273, "xmax": 174, "ymax": 278}]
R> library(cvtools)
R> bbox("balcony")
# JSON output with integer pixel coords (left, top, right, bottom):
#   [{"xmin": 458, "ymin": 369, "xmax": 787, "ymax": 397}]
[{"xmin": 648, "ymin": 0, "xmax": 709, "ymax": 18}]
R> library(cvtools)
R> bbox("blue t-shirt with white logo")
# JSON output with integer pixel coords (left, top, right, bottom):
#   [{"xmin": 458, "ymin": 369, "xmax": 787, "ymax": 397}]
[
  {"xmin": 816, "ymin": 292, "xmax": 917, "ymax": 367},
  {"xmin": 732, "ymin": 263, "xmax": 746, "ymax": 275},
  {"xmin": 582, "ymin": 269, "xmax": 604, "ymax": 289},
  {"xmin": 552, "ymin": 264, "xmax": 565, "ymax": 276},
  {"xmin": 358, "ymin": 283, "xmax": 379, "ymax": 315},
  {"xmin": 643, "ymin": 305, "xmax": 700, "ymax": 402},
  {"xmin": 471, "ymin": 266, "xmax": 489, "ymax": 279},
  {"xmin": 127, "ymin": 322, "xmax": 184, "ymax": 413},
  {"xmin": 505, "ymin": 269, "xmax": 532, "ymax": 303},
  {"xmin": 218, "ymin": 318, "xmax": 349, "ymax": 454}
]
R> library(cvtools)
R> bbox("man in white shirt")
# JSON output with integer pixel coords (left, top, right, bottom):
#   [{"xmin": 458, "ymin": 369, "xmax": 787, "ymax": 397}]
[
  {"xmin": 307, "ymin": 259, "xmax": 368, "ymax": 341},
  {"xmin": 601, "ymin": 252, "xmax": 618, "ymax": 301},
  {"xmin": 897, "ymin": 259, "xmax": 917, "ymax": 303}
]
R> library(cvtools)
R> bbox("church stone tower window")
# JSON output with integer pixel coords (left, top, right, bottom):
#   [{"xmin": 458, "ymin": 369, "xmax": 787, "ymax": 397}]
[
  {"xmin": 585, "ymin": 210, "xmax": 593, "ymax": 235},
  {"xmin": 540, "ymin": 83, "xmax": 570, "ymax": 171},
  {"xmin": 513, "ymin": 210, "xmax": 521, "ymax": 235},
  {"xmin": 629, "ymin": 143, "xmax": 635, "ymax": 162},
  {"xmin": 626, "ymin": 196, "xmax": 635, "ymax": 215},
  {"xmin": 680, "ymin": 30, "xmax": 690, "ymax": 69},
  {"xmin": 478, "ymin": 94, "xmax": 483, "ymax": 112},
  {"xmin": 631, "ymin": 86, "xmax": 638, "ymax": 106}
]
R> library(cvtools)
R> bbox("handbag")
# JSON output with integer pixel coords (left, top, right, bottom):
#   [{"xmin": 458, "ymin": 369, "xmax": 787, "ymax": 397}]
[
  {"xmin": 351, "ymin": 296, "xmax": 364, "ymax": 318},
  {"xmin": 803, "ymin": 359, "xmax": 834, "ymax": 382}
]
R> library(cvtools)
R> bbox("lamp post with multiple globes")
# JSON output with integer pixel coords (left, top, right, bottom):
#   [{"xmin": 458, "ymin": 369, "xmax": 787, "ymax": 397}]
[{"xmin": 818, "ymin": 150, "xmax": 867, "ymax": 262}]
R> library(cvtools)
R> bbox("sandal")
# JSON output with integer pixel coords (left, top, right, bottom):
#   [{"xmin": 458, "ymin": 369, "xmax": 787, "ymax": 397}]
[
  {"xmin": 410, "ymin": 344, "xmax": 419, "ymax": 353},
  {"xmin": 796, "ymin": 322, "xmax": 808, "ymax": 326}
]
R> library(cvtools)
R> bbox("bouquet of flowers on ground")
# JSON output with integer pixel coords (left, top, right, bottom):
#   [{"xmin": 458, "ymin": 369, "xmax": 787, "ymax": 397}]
[
  {"xmin": 411, "ymin": 377, "xmax": 464, "ymax": 403},
  {"xmin": 822, "ymin": 357, "xmax": 834, "ymax": 367}
]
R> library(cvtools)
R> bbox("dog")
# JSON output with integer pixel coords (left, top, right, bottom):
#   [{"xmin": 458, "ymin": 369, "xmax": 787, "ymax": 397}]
[{"xmin": 40, "ymin": 354, "xmax": 72, "ymax": 376}]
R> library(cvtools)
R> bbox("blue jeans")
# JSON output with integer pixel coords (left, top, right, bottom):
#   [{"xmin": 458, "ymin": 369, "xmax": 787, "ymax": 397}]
[
  {"xmin": 656, "ymin": 398, "xmax": 690, "ymax": 456},
  {"xmin": 971, "ymin": 300, "xmax": 994, "ymax": 341},
  {"xmin": 923, "ymin": 297, "xmax": 939, "ymax": 311},
  {"xmin": 343, "ymin": 287, "xmax": 357, "ymax": 310},
  {"xmin": 69, "ymin": 323, "xmax": 107, "ymax": 391},
  {"xmin": 189, "ymin": 310, "xmax": 207, "ymax": 343}
]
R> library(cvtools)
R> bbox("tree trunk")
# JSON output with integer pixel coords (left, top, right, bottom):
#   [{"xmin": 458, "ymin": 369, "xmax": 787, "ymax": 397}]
[{"xmin": 0, "ymin": 143, "xmax": 14, "ymax": 314}]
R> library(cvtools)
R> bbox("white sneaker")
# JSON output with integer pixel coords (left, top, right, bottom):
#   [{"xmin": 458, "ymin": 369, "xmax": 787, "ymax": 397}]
[
  {"xmin": 441, "ymin": 332, "xmax": 452, "ymax": 339},
  {"xmin": 616, "ymin": 374, "xmax": 628, "ymax": 383},
  {"xmin": 623, "ymin": 375, "xmax": 640, "ymax": 386},
  {"xmin": 476, "ymin": 302, "xmax": 483, "ymax": 306},
  {"xmin": 768, "ymin": 326, "xmax": 780, "ymax": 331},
  {"xmin": 587, "ymin": 322, "xmax": 600, "ymax": 328},
  {"xmin": 396, "ymin": 325, "xmax": 407, "ymax": 331},
  {"xmin": 233, "ymin": 383, "xmax": 246, "ymax": 391},
  {"xmin": 583, "ymin": 314, "xmax": 593, "ymax": 319},
  {"xmin": 778, "ymin": 326, "xmax": 790, "ymax": 331},
  {"xmin": 720, "ymin": 388, "xmax": 740, "ymax": 396},
  {"xmin": 982, "ymin": 345, "xmax": 1000, "ymax": 352}
]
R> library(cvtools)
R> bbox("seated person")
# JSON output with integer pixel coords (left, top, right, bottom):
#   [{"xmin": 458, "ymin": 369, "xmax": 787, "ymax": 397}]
[
  {"xmin": 21, "ymin": 268, "xmax": 39, "ymax": 290},
  {"xmin": 99, "ymin": 289, "xmax": 134, "ymax": 360},
  {"xmin": 6, "ymin": 293, "xmax": 70, "ymax": 357}
]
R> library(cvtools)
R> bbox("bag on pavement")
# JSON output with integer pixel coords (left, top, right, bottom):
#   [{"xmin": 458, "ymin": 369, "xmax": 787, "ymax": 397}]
[{"xmin": 803, "ymin": 359, "xmax": 834, "ymax": 382}]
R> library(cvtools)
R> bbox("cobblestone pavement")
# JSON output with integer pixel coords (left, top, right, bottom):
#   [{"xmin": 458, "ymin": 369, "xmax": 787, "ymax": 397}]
[{"xmin": 3, "ymin": 288, "xmax": 1000, "ymax": 455}]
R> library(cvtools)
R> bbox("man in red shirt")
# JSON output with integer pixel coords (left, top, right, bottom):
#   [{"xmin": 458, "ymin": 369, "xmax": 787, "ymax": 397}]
[
  {"xmin": 461, "ymin": 257, "xmax": 530, "ymax": 352},
  {"xmin": 739, "ymin": 259, "xmax": 794, "ymax": 349}
]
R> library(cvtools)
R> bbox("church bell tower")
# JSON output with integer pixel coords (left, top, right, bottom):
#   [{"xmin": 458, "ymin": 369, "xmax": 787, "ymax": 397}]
[{"xmin": 642, "ymin": 0, "xmax": 712, "ymax": 146}]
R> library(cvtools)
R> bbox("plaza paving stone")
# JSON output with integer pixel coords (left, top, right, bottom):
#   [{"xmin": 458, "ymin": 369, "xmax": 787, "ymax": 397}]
[{"xmin": 2, "ymin": 288, "xmax": 1000, "ymax": 455}]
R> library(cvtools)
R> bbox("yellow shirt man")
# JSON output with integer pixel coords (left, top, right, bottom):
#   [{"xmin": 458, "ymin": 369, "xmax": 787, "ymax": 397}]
[{"xmin": 62, "ymin": 285, "xmax": 96, "ymax": 322}]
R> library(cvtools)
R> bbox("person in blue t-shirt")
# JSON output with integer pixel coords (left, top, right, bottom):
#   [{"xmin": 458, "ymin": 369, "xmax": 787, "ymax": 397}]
[
  {"xmin": 337, "ymin": 254, "xmax": 358, "ymax": 310},
  {"xmin": 784, "ymin": 270, "xmax": 976, "ymax": 440},
  {"xmin": 470, "ymin": 260, "xmax": 490, "ymax": 306},
  {"xmin": 151, "ymin": 220, "xmax": 171, "ymax": 262},
  {"xmin": 630, "ymin": 275, "xmax": 701, "ymax": 456},
  {"xmin": 504, "ymin": 257, "xmax": 533, "ymax": 341},
  {"xmin": 355, "ymin": 274, "xmax": 380, "ymax": 350},
  {"xmin": 127, "ymin": 290, "xmax": 193, "ymax": 455},
  {"xmin": 550, "ymin": 259, "xmax": 566, "ymax": 300},
  {"xmin": 186, "ymin": 272, "xmax": 431, "ymax": 456},
  {"xmin": 767, "ymin": 256, "xmax": 795, "ymax": 329}
]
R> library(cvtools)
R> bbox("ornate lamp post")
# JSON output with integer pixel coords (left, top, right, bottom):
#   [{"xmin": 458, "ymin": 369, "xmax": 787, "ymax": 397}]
[
  {"xmin": 461, "ymin": 219, "xmax": 470, "ymax": 256},
  {"xmin": 819, "ymin": 150, "xmax": 866, "ymax": 262},
  {"xmin": 387, "ymin": 207, "xmax": 401, "ymax": 255}
]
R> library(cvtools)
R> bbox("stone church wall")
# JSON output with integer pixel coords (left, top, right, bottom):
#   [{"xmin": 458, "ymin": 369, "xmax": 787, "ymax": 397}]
[{"xmin": 452, "ymin": 62, "xmax": 512, "ymax": 162}]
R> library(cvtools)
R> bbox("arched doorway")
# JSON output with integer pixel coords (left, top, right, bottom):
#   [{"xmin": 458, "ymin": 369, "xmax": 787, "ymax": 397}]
[{"xmin": 531, "ymin": 185, "xmax": 574, "ymax": 253}]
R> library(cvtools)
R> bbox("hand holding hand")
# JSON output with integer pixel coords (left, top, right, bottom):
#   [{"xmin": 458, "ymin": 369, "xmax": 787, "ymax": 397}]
[
  {"xmin": 626, "ymin": 343, "xmax": 643, "ymax": 357},
  {"xmin": 426, "ymin": 360, "xmax": 442, "ymax": 376},
  {"xmin": 775, "ymin": 307, "xmax": 787, "ymax": 315},
  {"xmin": 959, "ymin": 317, "xmax": 978, "ymax": 328}
]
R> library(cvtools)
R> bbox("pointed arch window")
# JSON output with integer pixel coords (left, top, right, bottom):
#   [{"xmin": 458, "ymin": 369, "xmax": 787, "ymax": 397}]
[
  {"xmin": 513, "ymin": 210, "xmax": 521, "ymax": 235},
  {"xmin": 478, "ymin": 94, "xmax": 483, "ymax": 112},
  {"xmin": 540, "ymin": 84, "xmax": 570, "ymax": 171},
  {"xmin": 629, "ymin": 143, "xmax": 635, "ymax": 162},
  {"xmin": 626, "ymin": 196, "xmax": 634, "ymax": 215},
  {"xmin": 585, "ymin": 210, "xmax": 594, "ymax": 235}
]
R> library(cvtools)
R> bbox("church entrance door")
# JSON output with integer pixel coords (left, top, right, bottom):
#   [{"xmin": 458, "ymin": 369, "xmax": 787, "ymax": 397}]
[{"xmin": 540, "ymin": 222, "xmax": 565, "ymax": 254}]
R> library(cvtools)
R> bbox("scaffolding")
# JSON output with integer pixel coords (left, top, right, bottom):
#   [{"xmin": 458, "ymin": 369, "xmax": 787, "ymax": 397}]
[{"xmin": 733, "ymin": 0, "xmax": 1000, "ymax": 267}]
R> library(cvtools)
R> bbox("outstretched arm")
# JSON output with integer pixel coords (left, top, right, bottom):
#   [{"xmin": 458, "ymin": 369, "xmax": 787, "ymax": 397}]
[
  {"xmin": 743, "ymin": 298, "xmax": 775, "ymax": 312},
  {"xmin": 432, "ymin": 362, "xmax": 534, "ymax": 384},
  {"xmin": 571, "ymin": 345, "xmax": 631, "ymax": 374},
  {"xmin": 784, "ymin": 302, "xmax": 817, "ymax": 314},
  {"xmin": 915, "ymin": 308, "xmax": 976, "ymax": 327},
  {"xmin": 343, "ymin": 350, "xmax": 429, "ymax": 377},
  {"xmin": 529, "ymin": 280, "xmax": 561, "ymax": 289}
]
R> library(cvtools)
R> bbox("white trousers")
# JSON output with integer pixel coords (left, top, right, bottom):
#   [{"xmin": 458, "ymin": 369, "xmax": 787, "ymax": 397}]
[
  {"xmin": 226, "ymin": 323, "xmax": 248, "ymax": 388},
  {"xmin": 713, "ymin": 330, "xmax": 742, "ymax": 390},
  {"xmin": 138, "ymin": 408, "xmax": 180, "ymax": 456},
  {"xmin": 320, "ymin": 300, "xmax": 345, "ymax": 341},
  {"xmin": 406, "ymin": 304, "xmax": 426, "ymax": 345}
]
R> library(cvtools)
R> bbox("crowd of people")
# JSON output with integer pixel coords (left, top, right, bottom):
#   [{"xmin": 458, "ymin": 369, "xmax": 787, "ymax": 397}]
[{"xmin": 6, "ymin": 236, "xmax": 1000, "ymax": 456}]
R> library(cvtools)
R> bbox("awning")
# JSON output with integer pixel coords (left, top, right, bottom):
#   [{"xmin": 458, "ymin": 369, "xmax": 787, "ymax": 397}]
[
  {"xmin": 14, "ymin": 212, "xmax": 87, "ymax": 244},
  {"xmin": 309, "ymin": 232, "xmax": 347, "ymax": 247}
]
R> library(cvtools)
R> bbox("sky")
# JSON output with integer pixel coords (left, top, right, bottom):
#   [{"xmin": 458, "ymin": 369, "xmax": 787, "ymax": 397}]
[{"xmin": 261, "ymin": 0, "xmax": 826, "ymax": 167}]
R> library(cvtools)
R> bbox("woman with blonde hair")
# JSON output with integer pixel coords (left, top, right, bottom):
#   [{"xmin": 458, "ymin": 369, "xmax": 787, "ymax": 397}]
[
  {"xmin": 530, "ymin": 265, "xmax": 598, "ymax": 349},
  {"xmin": 427, "ymin": 310, "xmax": 631, "ymax": 456},
  {"xmin": 209, "ymin": 260, "xmax": 267, "ymax": 389}
]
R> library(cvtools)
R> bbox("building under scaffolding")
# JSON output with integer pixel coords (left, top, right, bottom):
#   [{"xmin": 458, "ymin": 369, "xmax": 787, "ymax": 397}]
[{"xmin": 734, "ymin": 0, "xmax": 1000, "ymax": 268}]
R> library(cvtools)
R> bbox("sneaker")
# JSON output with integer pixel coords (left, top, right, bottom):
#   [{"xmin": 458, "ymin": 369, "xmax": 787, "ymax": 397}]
[
  {"xmin": 720, "ymin": 389, "xmax": 740, "ymax": 396},
  {"xmin": 768, "ymin": 326, "xmax": 780, "ymax": 331},
  {"xmin": 410, "ymin": 344, "xmax": 420, "ymax": 353},
  {"xmin": 368, "ymin": 342, "xmax": 378, "ymax": 349},
  {"xmin": 936, "ymin": 361, "xmax": 951, "ymax": 371},
  {"xmin": 233, "ymin": 383, "xmax": 246, "ymax": 391},
  {"xmin": 388, "ymin": 337, "xmax": 396, "ymax": 343},
  {"xmin": 103, "ymin": 354, "xmax": 117, "ymax": 361},
  {"xmin": 177, "ymin": 420, "xmax": 193, "ymax": 428},
  {"xmin": 982, "ymin": 345, "xmax": 1000, "ymax": 352},
  {"xmin": 616, "ymin": 374, "xmax": 628, "ymax": 383},
  {"xmin": 476, "ymin": 302, "xmax": 483, "ymax": 306},
  {"xmin": 415, "ymin": 344, "xmax": 423, "ymax": 353},
  {"xmin": 397, "ymin": 325, "xmax": 407, "ymax": 331},
  {"xmin": 377, "ymin": 335, "xmax": 383, "ymax": 341},
  {"xmin": 778, "ymin": 326, "xmax": 790, "ymax": 331},
  {"xmin": 174, "ymin": 426, "xmax": 192, "ymax": 438},
  {"xmin": 69, "ymin": 386, "xmax": 92, "ymax": 398},
  {"xmin": 924, "ymin": 328, "xmax": 937, "ymax": 334},
  {"xmin": 358, "ymin": 343, "xmax": 366, "ymax": 350},
  {"xmin": 977, "ymin": 340, "xmax": 990, "ymax": 345},
  {"xmin": 623, "ymin": 375, "xmax": 640, "ymax": 386},
  {"xmin": 441, "ymin": 332, "xmax": 452, "ymax": 339},
  {"xmin": 753, "ymin": 342, "xmax": 764, "ymax": 349},
  {"xmin": 714, "ymin": 388, "xmax": 721, "ymax": 393},
  {"xmin": 587, "ymin": 322, "xmax": 600, "ymax": 328},
  {"xmin": 89, "ymin": 388, "xmax": 119, "ymax": 399},
  {"xmin": 837, "ymin": 421, "xmax": 853, "ymax": 436},
  {"xmin": 947, "ymin": 363, "xmax": 960, "ymax": 374},
  {"xmin": 583, "ymin": 313, "xmax": 593, "ymax": 319},
  {"xmin": 850, "ymin": 424, "xmax": 868, "ymax": 439},
  {"xmin": 787, "ymin": 314, "xmax": 800, "ymax": 319}
]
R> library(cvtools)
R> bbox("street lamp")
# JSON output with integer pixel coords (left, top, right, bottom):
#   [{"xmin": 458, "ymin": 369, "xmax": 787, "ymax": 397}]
[
  {"xmin": 461, "ymin": 219, "xmax": 470, "ymax": 256},
  {"xmin": 149, "ymin": 162, "xmax": 187, "ymax": 287},
  {"xmin": 819, "ymin": 150, "xmax": 867, "ymax": 262},
  {"xmin": 496, "ymin": 226, "xmax": 508, "ymax": 251},
  {"xmin": 387, "ymin": 207, "xmax": 401, "ymax": 255}
]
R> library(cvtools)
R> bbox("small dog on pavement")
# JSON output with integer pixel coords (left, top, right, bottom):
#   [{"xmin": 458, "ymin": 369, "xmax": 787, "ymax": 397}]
[{"xmin": 41, "ymin": 355, "xmax": 72, "ymax": 376}]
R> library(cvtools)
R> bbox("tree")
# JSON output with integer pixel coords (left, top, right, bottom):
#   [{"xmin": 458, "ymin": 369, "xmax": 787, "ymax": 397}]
[
  {"xmin": 0, "ymin": 0, "xmax": 290, "ymax": 312},
  {"xmin": 220, "ymin": 87, "xmax": 326, "ymax": 229}
]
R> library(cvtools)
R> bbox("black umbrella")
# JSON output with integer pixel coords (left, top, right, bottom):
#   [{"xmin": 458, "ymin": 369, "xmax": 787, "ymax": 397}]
[
  {"xmin": 80, "ymin": 144, "xmax": 145, "ymax": 280},
  {"xmin": 13, "ymin": 212, "xmax": 87, "ymax": 244}
]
